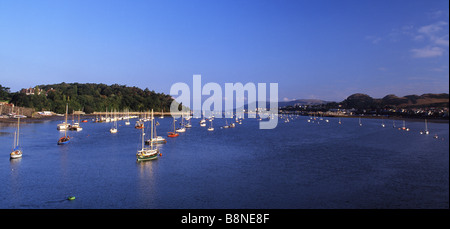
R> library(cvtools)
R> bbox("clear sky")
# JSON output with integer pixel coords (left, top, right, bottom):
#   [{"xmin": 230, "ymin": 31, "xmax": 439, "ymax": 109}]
[{"xmin": 0, "ymin": 0, "xmax": 448, "ymax": 102}]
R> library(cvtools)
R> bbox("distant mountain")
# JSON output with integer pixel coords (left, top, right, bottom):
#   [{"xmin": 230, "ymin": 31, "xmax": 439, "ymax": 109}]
[
  {"xmin": 278, "ymin": 99, "xmax": 330, "ymax": 107},
  {"xmin": 342, "ymin": 93, "xmax": 449, "ymax": 109}
]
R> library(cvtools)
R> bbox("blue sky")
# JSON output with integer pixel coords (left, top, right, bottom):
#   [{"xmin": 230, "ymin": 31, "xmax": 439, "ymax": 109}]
[{"xmin": 0, "ymin": 0, "xmax": 448, "ymax": 101}]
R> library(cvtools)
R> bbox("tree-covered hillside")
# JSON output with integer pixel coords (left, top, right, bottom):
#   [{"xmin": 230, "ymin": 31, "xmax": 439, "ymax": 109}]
[
  {"xmin": 341, "ymin": 93, "xmax": 449, "ymax": 110},
  {"xmin": 9, "ymin": 83, "xmax": 173, "ymax": 114},
  {"xmin": 0, "ymin": 84, "xmax": 11, "ymax": 101}
]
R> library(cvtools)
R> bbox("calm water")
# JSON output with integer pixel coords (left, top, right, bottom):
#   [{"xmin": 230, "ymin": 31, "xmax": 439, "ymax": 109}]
[{"xmin": 0, "ymin": 116, "xmax": 448, "ymax": 209}]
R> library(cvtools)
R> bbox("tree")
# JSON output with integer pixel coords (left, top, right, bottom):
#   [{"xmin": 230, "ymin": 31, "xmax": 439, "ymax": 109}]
[{"xmin": 0, "ymin": 84, "xmax": 11, "ymax": 101}]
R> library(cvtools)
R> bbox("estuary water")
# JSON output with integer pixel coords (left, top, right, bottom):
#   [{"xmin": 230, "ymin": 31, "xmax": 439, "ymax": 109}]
[{"xmin": 0, "ymin": 116, "xmax": 448, "ymax": 209}]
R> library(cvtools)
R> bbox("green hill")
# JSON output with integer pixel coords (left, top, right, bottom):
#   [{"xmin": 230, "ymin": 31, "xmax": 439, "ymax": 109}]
[
  {"xmin": 342, "ymin": 93, "xmax": 449, "ymax": 109},
  {"xmin": 9, "ymin": 82, "xmax": 174, "ymax": 114}
]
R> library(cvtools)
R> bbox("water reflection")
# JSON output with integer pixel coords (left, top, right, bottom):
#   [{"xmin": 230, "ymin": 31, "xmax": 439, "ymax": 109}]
[
  {"xmin": 9, "ymin": 157, "xmax": 22, "ymax": 202},
  {"xmin": 136, "ymin": 159, "xmax": 157, "ymax": 207}
]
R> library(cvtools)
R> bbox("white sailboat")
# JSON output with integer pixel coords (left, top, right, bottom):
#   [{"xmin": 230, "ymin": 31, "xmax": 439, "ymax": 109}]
[
  {"xmin": 10, "ymin": 117, "xmax": 22, "ymax": 159},
  {"xmin": 207, "ymin": 119, "xmax": 214, "ymax": 131},
  {"xmin": 57, "ymin": 122, "xmax": 69, "ymax": 131},
  {"xmin": 381, "ymin": 117, "xmax": 385, "ymax": 128},
  {"xmin": 69, "ymin": 113, "xmax": 83, "ymax": 131},
  {"xmin": 176, "ymin": 112, "xmax": 186, "ymax": 132},
  {"xmin": 125, "ymin": 109, "xmax": 130, "ymax": 125},
  {"xmin": 110, "ymin": 110, "xmax": 118, "ymax": 133},
  {"xmin": 105, "ymin": 108, "xmax": 111, "ymax": 123},
  {"xmin": 57, "ymin": 109, "xmax": 69, "ymax": 131},
  {"xmin": 185, "ymin": 116, "xmax": 192, "ymax": 128},
  {"xmin": 223, "ymin": 119, "xmax": 229, "ymax": 128},
  {"xmin": 146, "ymin": 109, "xmax": 167, "ymax": 145},
  {"xmin": 176, "ymin": 126, "xmax": 186, "ymax": 132},
  {"xmin": 200, "ymin": 111, "xmax": 207, "ymax": 127},
  {"xmin": 359, "ymin": 117, "xmax": 362, "ymax": 126},
  {"xmin": 200, "ymin": 118, "xmax": 206, "ymax": 127},
  {"xmin": 420, "ymin": 119, "xmax": 430, "ymax": 135}
]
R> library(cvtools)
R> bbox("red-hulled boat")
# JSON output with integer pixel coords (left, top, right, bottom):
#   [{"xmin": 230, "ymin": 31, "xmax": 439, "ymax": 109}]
[{"xmin": 168, "ymin": 132, "xmax": 179, "ymax": 138}]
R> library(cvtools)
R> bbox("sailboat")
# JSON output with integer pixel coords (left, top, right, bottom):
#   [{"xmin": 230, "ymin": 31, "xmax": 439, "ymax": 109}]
[
  {"xmin": 176, "ymin": 113, "xmax": 186, "ymax": 132},
  {"xmin": 207, "ymin": 119, "xmax": 214, "ymax": 131},
  {"xmin": 223, "ymin": 119, "xmax": 229, "ymax": 128},
  {"xmin": 57, "ymin": 108, "xmax": 70, "ymax": 131},
  {"xmin": 359, "ymin": 117, "xmax": 362, "ymax": 126},
  {"xmin": 110, "ymin": 110, "xmax": 118, "ymax": 133},
  {"xmin": 58, "ymin": 104, "xmax": 70, "ymax": 145},
  {"xmin": 400, "ymin": 120, "xmax": 410, "ymax": 131},
  {"xmin": 381, "ymin": 117, "xmax": 385, "ymax": 127},
  {"xmin": 229, "ymin": 122, "xmax": 235, "ymax": 128},
  {"xmin": 160, "ymin": 109, "xmax": 164, "ymax": 119},
  {"xmin": 168, "ymin": 117, "xmax": 179, "ymax": 137},
  {"xmin": 69, "ymin": 112, "xmax": 83, "ymax": 131},
  {"xmin": 10, "ymin": 117, "xmax": 22, "ymax": 159},
  {"xmin": 185, "ymin": 116, "xmax": 192, "ymax": 128},
  {"xmin": 200, "ymin": 118, "xmax": 206, "ymax": 127},
  {"xmin": 420, "ymin": 119, "xmax": 430, "ymax": 135},
  {"xmin": 200, "ymin": 111, "xmax": 207, "ymax": 127},
  {"xmin": 136, "ymin": 117, "xmax": 159, "ymax": 161},
  {"xmin": 146, "ymin": 110, "xmax": 167, "ymax": 144},
  {"xmin": 338, "ymin": 117, "xmax": 342, "ymax": 125},
  {"xmin": 176, "ymin": 125, "xmax": 186, "ymax": 132},
  {"xmin": 105, "ymin": 108, "xmax": 111, "ymax": 123},
  {"xmin": 125, "ymin": 109, "xmax": 130, "ymax": 125},
  {"xmin": 135, "ymin": 120, "xmax": 144, "ymax": 129},
  {"xmin": 57, "ymin": 122, "xmax": 69, "ymax": 131}
]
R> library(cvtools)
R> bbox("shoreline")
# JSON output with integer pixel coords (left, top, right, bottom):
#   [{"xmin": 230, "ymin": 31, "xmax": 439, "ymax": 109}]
[
  {"xmin": 325, "ymin": 115, "xmax": 449, "ymax": 123},
  {"xmin": 1, "ymin": 114, "xmax": 448, "ymax": 124}
]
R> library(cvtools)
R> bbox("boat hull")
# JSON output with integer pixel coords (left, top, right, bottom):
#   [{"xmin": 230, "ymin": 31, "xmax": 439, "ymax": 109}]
[
  {"xmin": 137, "ymin": 154, "xmax": 159, "ymax": 161},
  {"xmin": 136, "ymin": 149, "xmax": 159, "ymax": 161},
  {"xmin": 57, "ymin": 137, "xmax": 70, "ymax": 145},
  {"xmin": 57, "ymin": 124, "xmax": 69, "ymax": 131},
  {"xmin": 145, "ymin": 139, "xmax": 167, "ymax": 145},
  {"xmin": 69, "ymin": 127, "xmax": 83, "ymax": 131},
  {"xmin": 10, "ymin": 150, "xmax": 22, "ymax": 159}
]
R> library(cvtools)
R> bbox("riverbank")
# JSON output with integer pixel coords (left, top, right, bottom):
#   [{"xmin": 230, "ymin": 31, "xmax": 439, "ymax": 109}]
[
  {"xmin": 1, "ymin": 113, "xmax": 448, "ymax": 124},
  {"xmin": 329, "ymin": 115, "xmax": 449, "ymax": 123}
]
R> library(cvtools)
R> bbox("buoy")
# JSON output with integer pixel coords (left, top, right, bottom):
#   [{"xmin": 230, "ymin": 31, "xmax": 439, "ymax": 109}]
[
  {"xmin": 68, "ymin": 196, "xmax": 76, "ymax": 201},
  {"xmin": 159, "ymin": 153, "xmax": 162, "ymax": 157}
]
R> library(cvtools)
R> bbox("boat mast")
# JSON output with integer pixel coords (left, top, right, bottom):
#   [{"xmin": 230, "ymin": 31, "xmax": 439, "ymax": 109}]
[
  {"xmin": 173, "ymin": 117, "xmax": 176, "ymax": 132},
  {"xmin": 151, "ymin": 109, "xmax": 154, "ymax": 148},
  {"xmin": 141, "ymin": 123, "xmax": 145, "ymax": 151},
  {"xmin": 153, "ymin": 109, "xmax": 157, "ymax": 138},
  {"xmin": 16, "ymin": 117, "xmax": 20, "ymax": 148},
  {"xmin": 13, "ymin": 131, "xmax": 16, "ymax": 150},
  {"xmin": 65, "ymin": 103, "xmax": 68, "ymax": 138}
]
